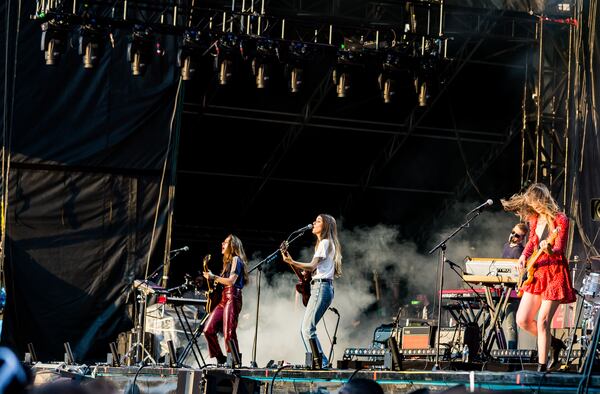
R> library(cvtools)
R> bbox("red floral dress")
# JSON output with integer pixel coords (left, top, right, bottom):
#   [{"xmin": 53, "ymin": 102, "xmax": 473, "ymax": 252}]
[{"xmin": 521, "ymin": 212, "xmax": 576, "ymax": 303}]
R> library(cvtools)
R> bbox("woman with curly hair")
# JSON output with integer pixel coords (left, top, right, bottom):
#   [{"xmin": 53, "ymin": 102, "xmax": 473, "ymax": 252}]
[{"xmin": 502, "ymin": 183, "xmax": 575, "ymax": 371}]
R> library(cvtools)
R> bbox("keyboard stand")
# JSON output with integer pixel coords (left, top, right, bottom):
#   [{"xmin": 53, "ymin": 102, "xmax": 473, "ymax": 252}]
[
  {"xmin": 482, "ymin": 285, "xmax": 513, "ymax": 355},
  {"xmin": 172, "ymin": 304, "xmax": 207, "ymax": 368}
]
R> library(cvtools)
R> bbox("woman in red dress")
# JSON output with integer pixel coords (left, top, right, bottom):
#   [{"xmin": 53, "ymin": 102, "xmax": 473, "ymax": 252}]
[{"xmin": 502, "ymin": 183, "xmax": 576, "ymax": 372}]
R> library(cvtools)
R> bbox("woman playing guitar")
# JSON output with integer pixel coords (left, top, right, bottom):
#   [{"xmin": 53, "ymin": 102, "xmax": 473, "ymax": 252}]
[
  {"xmin": 280, "ymin": 214, "xmax": 342, "ymax": 369},
  {"xmin": 502, "ymin": 183, "xmax": 576, "ymax": 372},
  {"xmin": 202, "ymin": 234, "xmax": 249, "ymax": 365}
]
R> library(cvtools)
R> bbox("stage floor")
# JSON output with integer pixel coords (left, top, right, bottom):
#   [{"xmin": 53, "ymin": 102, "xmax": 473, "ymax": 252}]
[{"xmin": 31, "ymin": 363, "xmax": 600, "ymax": 393}]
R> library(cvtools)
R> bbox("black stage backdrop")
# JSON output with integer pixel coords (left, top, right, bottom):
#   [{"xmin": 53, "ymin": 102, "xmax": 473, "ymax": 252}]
[{"xmin": 1, "ymin": 0, "xmax": 179, "ymax": 360}]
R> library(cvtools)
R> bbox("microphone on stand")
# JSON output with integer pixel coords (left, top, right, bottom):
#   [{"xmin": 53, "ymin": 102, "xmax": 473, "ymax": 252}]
[
  {"xmin": 292, "ymin": 224, "xmax": 313, "ymax": 234},
  {"xmin": 466, "ymin": 199, "xmax": 493, "ymax": 216},
  {"xmin": 170, "ymin": 246, "xmax": 190, "ymax": 254}
]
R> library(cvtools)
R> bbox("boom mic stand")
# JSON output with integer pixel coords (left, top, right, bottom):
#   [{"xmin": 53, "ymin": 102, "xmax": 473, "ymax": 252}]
[
  {"xmin": 127, "ymin": 252, "xmax": 184, "ymax": 365},
  {"xmin": 248, "ymin": 227, "xmax": 310, "ymax": 367},
  {"xmin": 428, "ymin": 209, "xmax": 484, "ymax": 371}
]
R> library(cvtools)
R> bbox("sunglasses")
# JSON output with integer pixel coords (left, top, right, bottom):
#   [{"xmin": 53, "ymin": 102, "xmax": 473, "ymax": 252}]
[{"xmin": 511, "ymin": 232, "xmax": 524, "ymax": 239}]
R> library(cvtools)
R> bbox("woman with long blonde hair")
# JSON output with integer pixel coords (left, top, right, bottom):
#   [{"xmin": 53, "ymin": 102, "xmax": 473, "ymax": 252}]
[
  {"xmin": 501, "ymin": 183, "xmax": 575, "ymax": 371},
  {"xmin": 281, "ymin": 214, "xmax": 342, "ymax": 368},
  {"xmin": 203, "ymin": 234, "xmax": 249, "ymax": 364}
]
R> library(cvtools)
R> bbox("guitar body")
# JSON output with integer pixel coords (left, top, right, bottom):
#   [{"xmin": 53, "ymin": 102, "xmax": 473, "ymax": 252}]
[
  {"xmin": 201, "ymin": 254, "xmax": 224, "ymax": 313},
  {"xmin": 206, "ymin": 285, "xmax": 223, "ymax": 313},
  {"xmin": 517, "ymin": 227, "xmax": 560, "ymax": 297},
  {"xmin": 281, "ymin": 241, "xmax": 312, "ymax": 306},
  {"xmin": 294, "ymin": 269, "xmax": 312, "ymax": 307}
]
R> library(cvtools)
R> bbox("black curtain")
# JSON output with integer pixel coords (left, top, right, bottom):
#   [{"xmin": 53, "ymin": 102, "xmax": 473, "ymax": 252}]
[{"xmin": 1, "ymin": 0, "xmax": 180, "ymax": 361}]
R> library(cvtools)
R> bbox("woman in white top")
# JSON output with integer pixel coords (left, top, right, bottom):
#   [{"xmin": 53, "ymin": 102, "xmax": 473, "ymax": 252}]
[{"xmin": 281, "ymin": 214, "xmax": 342, "ymax": 368}]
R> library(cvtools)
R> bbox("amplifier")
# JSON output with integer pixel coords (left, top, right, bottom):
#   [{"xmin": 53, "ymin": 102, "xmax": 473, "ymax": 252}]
[
  {"xmin": 435, "ymin": 323, "xmax": 480, "ymax": 359},
  {"xmin": 402, "ymin": 326, "xmax": 433, "ymax": 349},
  {"xmin": 372, "ymin": 323, "xmax": 401, "ymax": 346}
]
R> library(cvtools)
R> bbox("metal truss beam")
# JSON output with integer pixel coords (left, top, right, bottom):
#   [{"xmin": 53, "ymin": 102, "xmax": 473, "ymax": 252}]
[
  {"xmin": 183, "ymin": 104, "xmax": 506, "ymax": 145},
  {"xmin": 177, "ymin": 169, "xmax": 454, "ymax": 195}
]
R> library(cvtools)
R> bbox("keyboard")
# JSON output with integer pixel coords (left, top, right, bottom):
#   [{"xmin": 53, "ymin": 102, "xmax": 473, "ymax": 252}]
[
  {"xmin": 462, "ymin": 274, "xmax": 518, "ymax": 284},
  {"xmin": 464, "ymin": 257, "xmax": 519, "ymax": 282},
  {"xmin": 164, "ymin": 296, "xmax": 207, "ymax": 306},
  {"xmin": 441, "ymin": 288, "xmax": 518, "ymax": 300}
]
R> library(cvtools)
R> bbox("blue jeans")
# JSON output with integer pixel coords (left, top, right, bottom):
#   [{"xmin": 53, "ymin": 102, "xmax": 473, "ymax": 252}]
[{"xmin": 301, "ymin": 281, "xmax": 334, "ymax": 364}]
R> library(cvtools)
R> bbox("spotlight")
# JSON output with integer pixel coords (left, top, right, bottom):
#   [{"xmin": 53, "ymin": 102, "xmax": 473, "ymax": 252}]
[
  {"xmin": 283, "ymin": 41, "xmax": 310, "ymax": 93},
  {"xmin": 288, "ymin": 67, "xmax": 303, "ymax": 93},
  {"xmin": 41, "ymin": 20, "xmax": 70, "ymax": 65},
  {"xmin": 416, "ymin": 79, "xmax": 427, "ymax": 107},
  {"xmin": 127, "ymin": 28, "xmax": 153, "ymax": 76},
  {"xmin": 378, "ymin": 51, "xmax": 405, "ymax": 104},
  {"xmin": 333, "ymin": 69, "xmax": 350, "ymax": 98},
  {"xmin": 216, "ymin": 33, "xmax": 239, "ymax": 85},
  {"xmin": 177, "ymin": 30, "xmax": 214, "ymax": 81},
  {"xmin": 243, "ymin": 38, "xmax": 278, "ymax": 89},
  {"xmin": 78, "ymin": 26, "xmax": 104, "ymax": 69},
  {"xmin": 333, "ymin": 43, "xmax": 364, "ymax": 98}
]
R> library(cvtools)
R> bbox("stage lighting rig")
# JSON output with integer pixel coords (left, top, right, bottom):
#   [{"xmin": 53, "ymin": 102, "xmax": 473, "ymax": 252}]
[
  {"xmin": 241, "ymin": 37, "xmax": 279, "ymax": 89},
  {"xmin": 127, "ymin": 28, "xmax": 154, "ymax": 76},
  {"xmin": 78, "ymin": 24, "xmax": 106, "ymax": 69},
  {"xmin": 414, "ymin": 39, "xmax": 442, "ymax": 107},
  {"xmin": 378, "ymin": 48, "xmax": 411, "ymax": 104},
  {"xmin": 333, "ymin": 46, "xmax": 365, "ymax": 98},
  {"xmin": 41, "ymin": 18, "xmax": 71, "ymax": 66},
  {"xmin": 216, "ymin": 33, "xmax": 240, "ymax": 85},
  {"xmin": 282, "ymin": 41, "xmax": 311, "ymax": 93},
  {"xmin": 177, "ymin": 30, "xmax": 215, "ymax": 81}
]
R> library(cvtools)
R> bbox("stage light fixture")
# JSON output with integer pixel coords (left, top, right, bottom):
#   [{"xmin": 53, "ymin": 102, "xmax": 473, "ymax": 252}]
[
  {"xmin": 41, "ymin": 20, "xmax": 70, "ymax": 65},
  {"xmin": 284, "ymin": 42, "xmax": 309, "ymax": 93},
  {"xmin": 333, "ymin": 44, "xmax": 364, "ymax": 98},
  {"xmin": 78, "ymin": 26, "xmax": 104, "ymax": 69},
  {"xmin": 127, "ymin": 28, "xmax": 153, "ymax": 76},
  {"xmin": 177, "ymin": 30, "xmax": 213, "ymax": 81},
  {"xmin": 246, "ymin": 38, "xmax": 278, "ymax": 89},
  {"xmin": 417, "ymin": 79, "xmax": 428, "ymax": 107},
  {"xmin": 216, "ymin": 33, "xmax": 239, "ymax": 85},
  {"xmin": 378, "ymin": 51, "xmax": 405, "ymax": 104}
]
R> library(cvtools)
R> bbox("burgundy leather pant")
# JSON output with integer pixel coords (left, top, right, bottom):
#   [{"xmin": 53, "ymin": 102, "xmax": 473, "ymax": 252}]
[{"xmin": 203, "ymin": 286, "xmax": 243, "ymax": 358}]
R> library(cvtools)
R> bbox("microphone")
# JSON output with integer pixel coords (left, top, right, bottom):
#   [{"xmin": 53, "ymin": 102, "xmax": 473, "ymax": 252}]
[
  {"xmin": 444, "ymin": 258, "xmax": 460, "ymax": 268},
  {"xmin": 466, "ymin": 199, "xmax": 493, "ymax": 215},
  {"xmin": 170, "ymin": 246, "xmax": 190, "ymax": 254},
  {"xmin": 329, "ymin": 307, "xmax": 339, "ymax": 315},
  {"xmin": 292, "ymin": 224, "xmax": 313, "ymax": 233}
]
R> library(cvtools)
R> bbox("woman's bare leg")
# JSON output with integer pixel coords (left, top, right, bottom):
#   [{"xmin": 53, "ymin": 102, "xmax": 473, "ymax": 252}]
[{"xmin": 537, "ymin": 300, "xmax": 561, "ymax": 365}]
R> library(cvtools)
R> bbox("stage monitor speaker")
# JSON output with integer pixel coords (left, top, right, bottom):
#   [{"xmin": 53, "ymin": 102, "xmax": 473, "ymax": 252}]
[
  {"xmin": 201, "ymin": 371, "xmax": 261, "ymax": 394},
  {"xmin": 592, "ymin": 198, "xmax": 600, "ymax": 221},
  {"xmin": 402, "ymin": 326, "xmax": 433, "ymax": 349}
]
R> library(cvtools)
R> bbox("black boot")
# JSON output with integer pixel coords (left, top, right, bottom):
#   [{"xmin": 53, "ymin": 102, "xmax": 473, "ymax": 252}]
[
  {"xmin": 216, "ymin": 354, "xmax": 227, "ymax": 365},
  {"xmin": 537, "ymin": 363, "xmax": 547, "ymax": 372},
  {"xmin": 548, "ymin": 336, "xmax": 566, "ymax": 369}
]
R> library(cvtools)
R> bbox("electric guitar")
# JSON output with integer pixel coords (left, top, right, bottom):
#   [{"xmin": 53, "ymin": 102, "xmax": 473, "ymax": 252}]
[
  {"xmin": 202, "ymin": 254, "xmax": 222, "ymax": 313},
  {"xmin": 280, "ymin": 241, "xmax": 311, "ymax": 306},
  {"xmin": 517, "ymin": 227, "xmax": 560, "ymax": 297}
]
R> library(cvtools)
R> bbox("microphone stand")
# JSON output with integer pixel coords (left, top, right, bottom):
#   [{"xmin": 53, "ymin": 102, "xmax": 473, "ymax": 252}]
[
  {"xmin": 248, "ymin": 229, "xmax": 310, "ymax": 367},
  {"xmin": 428, "ymin": 210, "xmax": 483, "ymax": 371},
  {"xmin": 327, "ymin": 310, "xmax": 341, "ymax": 368},
  {"xmin": 129, "ymin": 252, "xmax": 184, "ymax": 365}
]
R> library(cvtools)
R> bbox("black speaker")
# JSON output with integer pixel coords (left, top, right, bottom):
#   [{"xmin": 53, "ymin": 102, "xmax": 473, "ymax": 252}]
[{"xmin": 592, "ymin": 198, "xmax": 600, "ymax": 221}]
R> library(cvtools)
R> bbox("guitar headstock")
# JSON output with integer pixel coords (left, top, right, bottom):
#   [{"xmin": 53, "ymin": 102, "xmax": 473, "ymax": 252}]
[
  {"xmin": 203, "ymin": 254, "xmax": 212, "ymax": 271},
  {"xmin": 280, "ymin": 241, "xmax": 289, "ymax": 254}
]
